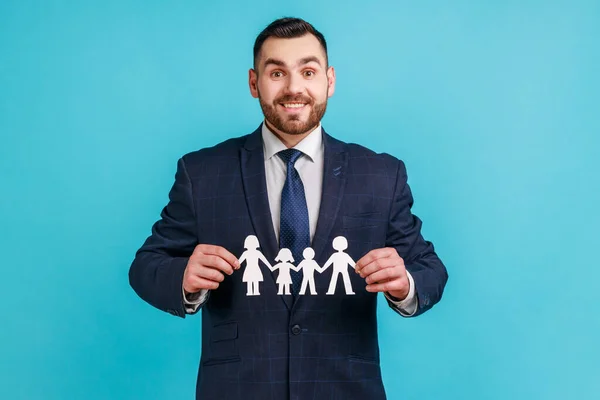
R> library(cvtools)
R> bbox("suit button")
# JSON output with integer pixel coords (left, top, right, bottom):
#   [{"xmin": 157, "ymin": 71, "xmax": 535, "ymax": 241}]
[{"xmin": 291, "ymin": 325, "xmax": 302, "ymax": 335}]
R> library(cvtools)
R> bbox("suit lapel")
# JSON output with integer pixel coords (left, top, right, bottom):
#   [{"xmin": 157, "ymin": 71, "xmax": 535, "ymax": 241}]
[
  {"xmin": 310, "ymin": 131, "xmax": 348, "ymax": 272},
  {"xmin": 240, "ymin": 126, "xmax": 292, "ymax": 310}
]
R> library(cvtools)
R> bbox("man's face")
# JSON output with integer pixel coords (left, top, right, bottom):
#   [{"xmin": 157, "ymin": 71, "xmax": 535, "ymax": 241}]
[{"xmin": 249, "ymin": 34, "xmax": 336, "ymax": 136}]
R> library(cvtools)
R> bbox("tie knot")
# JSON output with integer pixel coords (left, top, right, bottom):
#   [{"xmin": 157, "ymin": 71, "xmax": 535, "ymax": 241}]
[{"xmin": 277, "ymin": 149, "xmax": 303, "ymax": 166}]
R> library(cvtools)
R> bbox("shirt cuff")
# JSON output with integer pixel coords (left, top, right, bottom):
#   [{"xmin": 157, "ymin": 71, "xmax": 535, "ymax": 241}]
[
  {"xmin": 384, "ymin": 270, "xmax": 418, "ymax": 316},
  {"xmin": 182, "ymin": 287, "xmax": 210, "ymax": 314}
]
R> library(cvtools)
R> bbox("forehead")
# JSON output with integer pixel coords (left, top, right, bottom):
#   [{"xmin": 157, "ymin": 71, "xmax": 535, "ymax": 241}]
[{"xmin": 258, "ymin": 34, "xmax": 327, "ymax": 67}]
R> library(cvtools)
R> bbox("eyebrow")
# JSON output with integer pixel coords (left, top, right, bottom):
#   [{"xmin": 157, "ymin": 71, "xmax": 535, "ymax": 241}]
[
  {"xmin": 263, "ymin": 58, "xmax": 286, "ymax": 68},
  {"xmin": 263, "ymin": 56, "xmax": 323, "ymax": 69},
  {"xmin": 298, "ymin": 56, "xmax": 322, "ymax": 67}
]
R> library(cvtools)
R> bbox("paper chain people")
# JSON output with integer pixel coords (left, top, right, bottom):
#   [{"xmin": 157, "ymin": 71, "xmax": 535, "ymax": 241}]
[{"xmin": 239, "ymin": 234, "xmax": 356, "ymax": 296}]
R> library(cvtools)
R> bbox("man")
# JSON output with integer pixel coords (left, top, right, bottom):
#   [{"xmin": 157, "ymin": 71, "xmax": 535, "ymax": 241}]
[{"xmin": 129, "ymin": 17, "xmax": 448, "ymax": 400}]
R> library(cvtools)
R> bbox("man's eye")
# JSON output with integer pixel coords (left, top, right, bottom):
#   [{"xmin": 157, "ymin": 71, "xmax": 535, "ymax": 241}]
[
  {"xmin": 271, "ymin": 71, "xmax": 283, "ymax": 78},
  {"xmin": 304, "ymin": 70, "xmax": 315, "ymax": 77}
]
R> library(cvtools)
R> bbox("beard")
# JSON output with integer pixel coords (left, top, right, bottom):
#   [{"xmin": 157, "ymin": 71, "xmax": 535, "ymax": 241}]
[{"xmin": 258, "ymin": 92, "xmax": 328, "ymax": 136}]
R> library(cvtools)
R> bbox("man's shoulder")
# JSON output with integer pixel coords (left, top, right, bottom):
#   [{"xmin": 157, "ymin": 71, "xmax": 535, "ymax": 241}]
[
  {"xmin": 331, "ymin": 134, "xmax": 404, "ymax": 170},
  {"xmin": 180, "ymin": 132, "xmax": 251, "ymax": 165}
]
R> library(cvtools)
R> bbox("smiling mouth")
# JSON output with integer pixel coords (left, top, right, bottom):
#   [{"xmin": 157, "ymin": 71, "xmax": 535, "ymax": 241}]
[{"xmin": 280, "ymin": 102, "xmax": 307, "ymax": 110}]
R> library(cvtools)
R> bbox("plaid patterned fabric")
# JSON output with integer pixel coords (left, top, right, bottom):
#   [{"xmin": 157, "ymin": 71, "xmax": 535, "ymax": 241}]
[{"xmin": 129, "ymin": 125, "xmax": 448, "ymax": 400}]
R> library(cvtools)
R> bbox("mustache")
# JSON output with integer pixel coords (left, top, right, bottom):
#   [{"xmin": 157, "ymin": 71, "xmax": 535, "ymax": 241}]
[{"xmin": 275, "ymin": 95, "xmax": 313, "ymax": 105}]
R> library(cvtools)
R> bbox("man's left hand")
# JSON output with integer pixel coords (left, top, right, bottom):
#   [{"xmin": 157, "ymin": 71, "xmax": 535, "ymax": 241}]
[{"xmin": 355, "ymin": 248, "xmax": 409, "ymax": 301}]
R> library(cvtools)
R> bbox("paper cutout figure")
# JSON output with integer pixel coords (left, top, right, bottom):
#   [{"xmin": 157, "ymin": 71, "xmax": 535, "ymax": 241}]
[
  {"xmin": 297, "ymin": 247, "xmax": 321, "ymax": 295},
  {"xmin": 320, "ymin": 236, "xmax": 356, "ymax": 295},
  {"xmin": 238, "ymin": 235, "xmax": 359, "ymax": 297},
  {"xmin": 240, "ymin": 235, "xmax": 272, "ymax": 296},
  {"xmin": 270, "ymin": 248, "xmax": 297, "ymax": 295}
]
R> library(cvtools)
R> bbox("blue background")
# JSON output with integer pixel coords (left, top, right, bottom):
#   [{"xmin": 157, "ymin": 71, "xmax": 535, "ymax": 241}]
[{"xmin": 1, "ymin": 1, "xmax": 599, "ymax": 399}]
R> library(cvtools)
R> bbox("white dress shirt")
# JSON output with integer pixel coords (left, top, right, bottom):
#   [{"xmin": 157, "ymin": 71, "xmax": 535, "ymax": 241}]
[{"xmin": 184, "ymin": 122, "xmax": 417, "ymax": 316}]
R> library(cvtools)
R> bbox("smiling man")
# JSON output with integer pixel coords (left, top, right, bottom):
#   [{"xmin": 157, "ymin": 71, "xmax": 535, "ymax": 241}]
[
  {"xmin": 251, "ymin": 33, "xmax": 333, "ymax": 146},
  {"xmin": 129, "ymin": 17, "xmax": 448, "ymax": 400}
]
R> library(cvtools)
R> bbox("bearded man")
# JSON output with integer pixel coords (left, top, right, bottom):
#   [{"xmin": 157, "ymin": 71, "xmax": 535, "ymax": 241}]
[{"xmin": 129, "ymin": 17, "xmax": 448, "ymax": 400}]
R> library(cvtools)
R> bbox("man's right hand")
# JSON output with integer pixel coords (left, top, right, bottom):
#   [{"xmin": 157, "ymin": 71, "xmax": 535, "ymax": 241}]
[{"xmin": 183, "ymin": 244, "xmax": 240, "ymax": 294}]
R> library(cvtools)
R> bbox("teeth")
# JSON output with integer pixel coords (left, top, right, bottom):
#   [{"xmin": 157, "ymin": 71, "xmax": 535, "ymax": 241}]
[{"xmin": 283, "ymin": 103, "xmax": 305, "ymax": 108}]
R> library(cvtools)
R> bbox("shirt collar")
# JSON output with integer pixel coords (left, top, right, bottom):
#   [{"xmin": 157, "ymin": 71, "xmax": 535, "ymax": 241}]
[{"xmin": 262, "ymin": 121, "xmax": 322, "ymax": 163}]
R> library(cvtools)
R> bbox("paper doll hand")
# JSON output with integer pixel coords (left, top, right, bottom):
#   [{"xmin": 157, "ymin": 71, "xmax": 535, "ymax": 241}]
[
  {"xmin": 347, "ymin": 255, "xmax": 356, "ymax": 270},
  {"xmin": 259, "ymin": 253, "xmax": 274, "ymax": 271},
  {"xmin": 264, "ymin": 261, "xmax": 275, "ymax": 272},
  {"xmin": 319, "ymin": 256, "xmax": 334, "ymax": 273},
  {"xmin": 270, "ymin": 262, "xmax": 281, "ymax": 271},
  {"xmin": 265, "ymin": 263, "xmax": 276, "ymax": 272},
  {"xmin": 355, "ymin": 247, "xmax": 409, "ymax": 301},
  {"xmin": 291, "ymin": 263, "xmax": 302, "ymax": 272}
]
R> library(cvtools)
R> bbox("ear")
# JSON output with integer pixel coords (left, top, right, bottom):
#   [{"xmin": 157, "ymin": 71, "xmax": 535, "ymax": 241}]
[
  {"xmin": 326, "ymin": 66, "xmax": 336, "ymax": 98},
  {"xmin": 249, "ymin": 68, "xmax": 259, "ymax": 98}
]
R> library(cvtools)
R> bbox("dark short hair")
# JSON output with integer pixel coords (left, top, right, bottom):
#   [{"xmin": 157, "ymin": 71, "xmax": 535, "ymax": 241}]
[{"xmin": 253, "ymin": 17, "xmax": 328, "ymax": 70}]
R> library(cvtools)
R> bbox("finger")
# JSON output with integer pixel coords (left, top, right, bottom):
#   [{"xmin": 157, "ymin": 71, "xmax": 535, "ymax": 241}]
[
  {"xmin": 187, "ymin": 276, "xmax": 220, "ymax": 291},
  {"xmin": 196, "ymin": 244, "xmax": 240, "ymax": 269},
  {"xmin": 183, "ymin": 274, "xmax": 220, "ymax": 293},
  {"xmin": 200, "ymin": 254, "xmax": 236, "ymax": 275},
  {"xmin": 355, "ymin": 248, "xmax": 397, "ymax": 271},
  {"xmin": 197, "ymin": 255, "xmax": 232, "ymax": 277},
  {"xmin": 363, "ymin": 265, "xmax": 402, "ymax": 285},
  {"xmin": 357, "ymin": 257, "xmax": 398, "ymax": 279},
  {"xmin": 195, "ymin": 265, "xmax": 226, "ymax": 283},
  {"xmin": 365, "ymin": 278, "xmax": 406, "ymax": 293}
]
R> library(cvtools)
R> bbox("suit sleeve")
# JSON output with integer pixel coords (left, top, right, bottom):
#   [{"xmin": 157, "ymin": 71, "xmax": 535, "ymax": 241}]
[
  {"xmin": 129, "ymin": 157, "xmax": 198, "ymax": 318},
  {"xmin": 385, "ymin": 160, "xmax": 448, "ymax": 317}
]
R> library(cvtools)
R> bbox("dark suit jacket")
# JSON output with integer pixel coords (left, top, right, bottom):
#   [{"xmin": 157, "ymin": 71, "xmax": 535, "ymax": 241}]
[{"xmin": 129, "ymin": 126, "xmax": 448, "ymax": 400}]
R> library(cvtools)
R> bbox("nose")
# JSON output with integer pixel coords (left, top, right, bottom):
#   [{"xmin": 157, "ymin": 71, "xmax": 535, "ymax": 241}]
[{"xmin": 285, "ymin": 72, "xmax": 304, "ymax": 95}]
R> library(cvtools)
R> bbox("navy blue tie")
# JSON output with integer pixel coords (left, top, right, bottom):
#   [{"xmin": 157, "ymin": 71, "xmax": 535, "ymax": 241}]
[{"xmin": 278, "ymin": 149, "xmax": 310, "ymax": 295}]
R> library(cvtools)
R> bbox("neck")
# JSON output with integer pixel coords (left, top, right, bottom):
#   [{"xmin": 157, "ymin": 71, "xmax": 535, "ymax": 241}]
[{"xmin": 264, "ymin": 119, "xmax": 318, "ymax": 148}]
